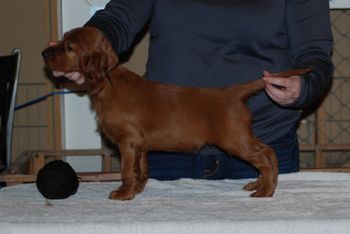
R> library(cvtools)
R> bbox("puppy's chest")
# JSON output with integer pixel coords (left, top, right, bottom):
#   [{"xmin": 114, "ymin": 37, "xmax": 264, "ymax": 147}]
[
  {"xmin": 93, "ymin": 101, "xmax": 135, "ymax": 140},
  {"xmin": 95, "ymin": 112, "xmax": 123, "ymax": 143}
]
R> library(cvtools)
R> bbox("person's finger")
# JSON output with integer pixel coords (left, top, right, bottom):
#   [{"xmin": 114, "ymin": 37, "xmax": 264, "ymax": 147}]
[
  {"xmin": 263, "ymin": 76, "xmax": 289, "ymax": 89},
  {"xmin": 265, "ymin": 83, "xmax": 287, "ymax": 101},
  {"xmin": 52, "ymin": 71, "xmax": 65, "ymax": 77},
  {"xmin": 263, "ymin": 70, "xmax": 273, "ymax": 77},
  {"xmin": 48, "ymin": 41, "xmax": 58, "ymax": 47}
]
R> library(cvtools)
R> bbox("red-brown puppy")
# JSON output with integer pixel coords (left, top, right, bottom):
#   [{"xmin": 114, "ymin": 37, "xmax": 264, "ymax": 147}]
[{"xmin": 42, "ymin": 27, "xmax": 311, "ymax": 200}]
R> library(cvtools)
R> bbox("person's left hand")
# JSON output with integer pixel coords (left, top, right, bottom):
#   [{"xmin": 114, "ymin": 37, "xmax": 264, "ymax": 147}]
[{"xmin": 262, "ymin": 71, "xmax": 302, "ymax": 106}]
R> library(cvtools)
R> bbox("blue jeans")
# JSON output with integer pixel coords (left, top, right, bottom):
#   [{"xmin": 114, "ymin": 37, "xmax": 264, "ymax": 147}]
[{"xmin": 147, "ymin": 127, "xmax": 299, "ymax": 180}]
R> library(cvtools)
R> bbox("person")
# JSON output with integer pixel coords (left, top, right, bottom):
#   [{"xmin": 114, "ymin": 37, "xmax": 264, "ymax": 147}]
[{"xmin": 53, "ymin": 0, "xmax": 334, "ymax": 180}]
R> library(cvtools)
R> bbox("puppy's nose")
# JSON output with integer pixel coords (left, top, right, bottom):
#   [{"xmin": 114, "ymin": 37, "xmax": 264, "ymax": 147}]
[{"xmin": 42, "ymin": 48, "xmax": 54, "ymax": 59}]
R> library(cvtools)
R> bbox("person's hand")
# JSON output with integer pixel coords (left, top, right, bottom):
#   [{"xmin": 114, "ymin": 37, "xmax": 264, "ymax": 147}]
[
  {"xmin": 48, "ymin": 41, "xmax": 86, "ymax": 85},
  {"xmin": 262, "ymin": 71, "xmax": 302, "ymax": 106}
]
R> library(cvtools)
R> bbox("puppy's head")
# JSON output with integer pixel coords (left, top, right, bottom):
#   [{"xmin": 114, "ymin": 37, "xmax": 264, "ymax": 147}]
[{"xmin": 42, "ymin": 27, "xmax": 118, "ymax": 89}]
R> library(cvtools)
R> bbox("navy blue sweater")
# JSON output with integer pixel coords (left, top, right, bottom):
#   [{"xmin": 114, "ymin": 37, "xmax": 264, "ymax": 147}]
[{"xmin": 85, "ymin": 0, "xmax": 333, "ymax": 144}]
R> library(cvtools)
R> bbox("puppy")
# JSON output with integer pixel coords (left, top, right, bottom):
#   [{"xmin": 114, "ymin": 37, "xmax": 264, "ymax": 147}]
[{"xmin": 42, "ymin": 27, "xmax": 311, "ymax": 200}]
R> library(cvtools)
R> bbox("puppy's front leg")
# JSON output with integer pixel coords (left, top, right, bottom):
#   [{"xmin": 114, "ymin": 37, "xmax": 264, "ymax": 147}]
[
  {"xmin": 135, "ymin": 151, "xmax": 148, "ymax": 193},
  {"xmin": 109, "ymin": 142, "xmax": 138, "ymax": 200}
]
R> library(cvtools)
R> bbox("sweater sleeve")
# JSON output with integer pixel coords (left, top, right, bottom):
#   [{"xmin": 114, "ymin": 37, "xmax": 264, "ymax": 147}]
[
  {"xmin": 84, "ymin": 0, "xmax": 154, "ymax": 54},
  {"xmin": 286, "ymin": 0, "xmax": 334, "ymax": 109}
]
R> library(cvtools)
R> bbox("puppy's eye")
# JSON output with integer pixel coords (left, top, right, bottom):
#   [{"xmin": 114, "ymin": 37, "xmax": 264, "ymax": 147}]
[{"xmin": 66, "ymin": 43, "xmax": 75, "ymax": 52}]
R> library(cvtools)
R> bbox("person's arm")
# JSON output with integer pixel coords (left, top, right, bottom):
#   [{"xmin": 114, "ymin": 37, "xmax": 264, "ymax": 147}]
[
  {"xmin": 84, "ymin": 0, "xmax": 154, "ymax": 54},
  {"xmin": 285, "ymin": 0, "xmax": 334, "ymax": 108},
  {"xmin": 263, "ymin": 0, "xmax": 333, "ymax": 108}
]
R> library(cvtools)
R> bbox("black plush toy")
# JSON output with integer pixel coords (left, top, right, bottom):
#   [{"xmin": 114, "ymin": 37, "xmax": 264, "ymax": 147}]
[{"xmin": 36, "ymin": 160, "xmax": 79, "ymax": 199}]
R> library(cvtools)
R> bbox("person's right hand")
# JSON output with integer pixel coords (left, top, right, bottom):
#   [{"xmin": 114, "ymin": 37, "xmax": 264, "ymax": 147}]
[{"xmin": 48, "ymin": 41, "xmax": 86, "ymax": 85}]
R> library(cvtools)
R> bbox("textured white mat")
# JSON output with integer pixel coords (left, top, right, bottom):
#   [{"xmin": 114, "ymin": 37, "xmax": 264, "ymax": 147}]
[{"xmin": 1, "ymin": 172, "xmax": 350, "ymax": 234}]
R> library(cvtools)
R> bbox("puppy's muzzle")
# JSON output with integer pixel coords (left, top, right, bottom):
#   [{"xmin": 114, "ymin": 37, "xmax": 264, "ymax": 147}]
[{"xmin": 42, "ymin": 47, "xmax": 55, "ymax": 60}]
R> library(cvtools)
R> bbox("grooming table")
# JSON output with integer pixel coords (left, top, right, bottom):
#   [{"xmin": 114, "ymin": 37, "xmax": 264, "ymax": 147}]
[{"xmin": 1, "ymin": 172, "xmax": 350, "ymax": 234}]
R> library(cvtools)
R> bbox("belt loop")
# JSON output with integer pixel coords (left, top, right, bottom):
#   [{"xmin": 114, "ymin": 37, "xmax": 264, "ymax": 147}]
[{"xmin": 202, "ymin": 154, "xmax": 220, "ymax": 179}]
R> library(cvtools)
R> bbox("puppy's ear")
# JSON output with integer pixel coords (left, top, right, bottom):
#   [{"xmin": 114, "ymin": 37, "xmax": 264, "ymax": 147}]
[
  {"xmin": 80, "ymin": 33, "xmax": 118, "ymax": 94},
  {"xmin": 101, "ymin": 36, "xmax": 119, "ymax": 68},
  {"xmin": 81, "ymin": 50, "xmax": 108, "ymax": 83}
]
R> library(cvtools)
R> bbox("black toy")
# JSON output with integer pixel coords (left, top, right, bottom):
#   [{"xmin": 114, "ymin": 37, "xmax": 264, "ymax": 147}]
[{"xmin": 36, "ymin": 160, "xmax": 79, "ymax": 199}]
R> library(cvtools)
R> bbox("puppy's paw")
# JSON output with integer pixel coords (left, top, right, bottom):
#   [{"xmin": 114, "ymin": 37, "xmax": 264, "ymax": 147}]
[
  {"xmin": 244, "ymin": 176, "xmax": 276, "ymax": 197},
  {"xmin": 109, "ymin": 188, "xmax": 136, "ymax": 201},
  {"xmin": 135, "ymin": 184, "xmax": 146, "ymax": 194},
  {"xmin": 249, "ymin": 189, "xmax": 274, "ymax": 198},
  {"xmin": 135, "ymin": 178, "xmax": 148, "ymax": 194},
  {"xmin": 243, "ymin": 181, "xmax": 260, "ymax": 191},
  {"xmin": 243, "ymin": 176, "xmax": 263, "ymax": 191}
]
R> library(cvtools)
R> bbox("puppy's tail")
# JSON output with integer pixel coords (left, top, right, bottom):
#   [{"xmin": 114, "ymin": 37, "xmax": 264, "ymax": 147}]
[{"xmin": 229, "ymin": 68, "xmax": 314, "ymax": 101}]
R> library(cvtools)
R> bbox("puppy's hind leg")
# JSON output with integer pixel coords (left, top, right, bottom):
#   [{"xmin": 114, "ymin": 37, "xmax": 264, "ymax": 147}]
[
  {"xmin": 241, "ymin": 142, "xmax": 277, "ymax": 197},
  {"xmin": 221, "ymin": 137, "xmax": 277, "ymax": 197},
  {"xmin": 242, "ymin": 142, "xmax": 278, "ymax": 196}
]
